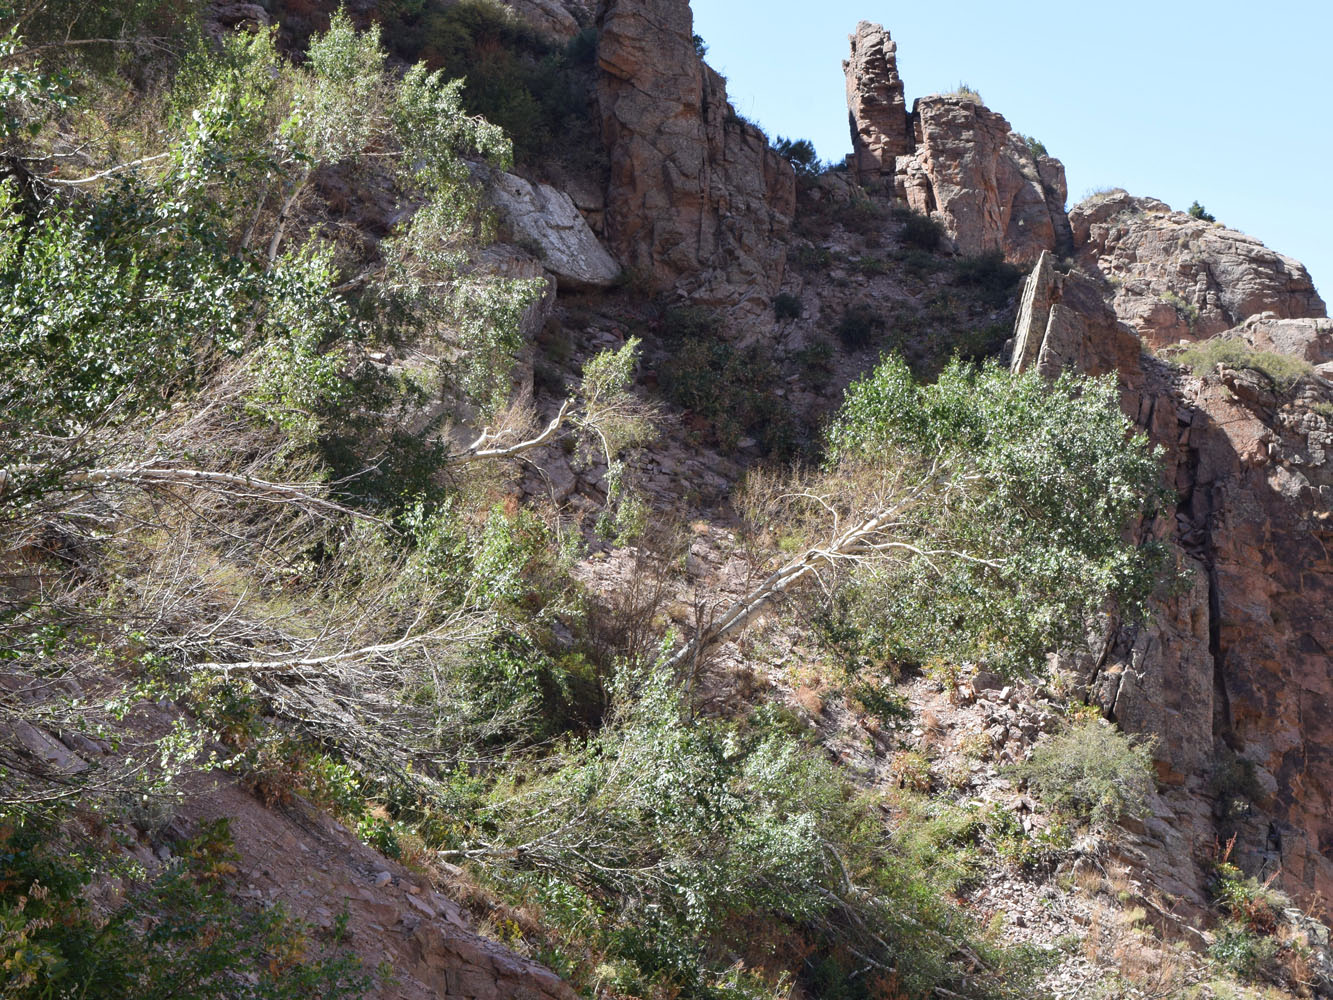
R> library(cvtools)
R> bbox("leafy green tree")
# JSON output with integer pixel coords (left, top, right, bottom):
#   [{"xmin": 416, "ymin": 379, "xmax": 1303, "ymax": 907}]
[{"xmin": 699, "ymin": 357, "xmax": 1167, "ymax": 677}]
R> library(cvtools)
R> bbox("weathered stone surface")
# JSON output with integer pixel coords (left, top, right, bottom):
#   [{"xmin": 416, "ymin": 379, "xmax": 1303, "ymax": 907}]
[
  {"xmin": 895, "ymin": 98, "xmax": 1072, "ymax": 266},
  {"xmin": 840, "ymin": 24, "xmax": 1071, "ymax": 267},
  {"xmin": 484, "ymin": 169, "xmax": 621, "ymax": 289},
  {"xmin": 843, "ymin": 22, "xmax": 911, "ymax": 183},
  {"xmin": 204, "ymin": 0, "xmax": 268, "ymax": 38},
  {"xmin": 1231, "ymin": 314, "xmax": 1333, "ymax": 365},
  {"xmin": 597, "ymin": 0, "xmax": 796, "ymax": 326},
  {"xmin": 180, "ymin": 776, "xmax": 578, "ymax": 1000},
  {"xmin": 1010, "ymin": 251, "xmax": 1139, "ymax": 378},
  {"xmin": 1070, "ymin": 190, "xmax": 1327, "ymax": 348},
  {"xmin": 501, "ymin": 0, "xmax": 591, "ymax": 39}
]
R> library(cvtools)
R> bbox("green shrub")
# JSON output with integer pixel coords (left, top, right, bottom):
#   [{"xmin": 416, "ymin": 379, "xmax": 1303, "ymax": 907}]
[
  {"xmin": 890, "ymin": 795, "xmax": 985, "ymax": 894},
  {"xmin": 461, "ymin": 665, "xmax": 1043, "ymax": 1000},
  {"xmin": 384, "ymin": 0, "xmax": 602, "ymax": 168},
  {"xmin": 953, "ymin": 251, "xmax": 1022, "ymax": 307},
  {"xmin": 948, "ymin": 321, "xmax": 1012, "ymax": 364},
  {"xmin": 1017, "ymin": 720, "xmax": 1156, "ymax": 830},
  {"xmin": 1210, "ymin": 921, "xmax": 1279, "ymax": 981},
  {"xmin": 1165, "ymin": 337, "xmax": 1313, "ymax": 391},
  {"xmin": 774, "ymin": 136, "xmax": 820, "ymax": 177},
  {"xmin": 1188, "ymin": 200, "xmax": 1217, "ymax": 223},
  {"xmin": 1018, "ymin": 134, "xmax": 1048, "ymax": 159},
  {"xmin": 947, "ymin": 83, "xmax": 984, "ymax": 104},
  {"xmin": 658, "ymin": 308, "xmax": 804, "ymax": 457},
  {"xmin": 792, "ymin": 338, "xmax": 834, "ymax": 388},
  {"xmin": 1162, "ymin": 290, "xmax": 1200, "ymax": 333},
  {"xmin": 852, "ymin": 254, "xmax": 891, "ymax": 276},
  {"xmin": 792, "ymin": 244, "xmax": 833, "ymax": 271},
  {"xmin": 834, "ymin": 302, "xmax": 885, "ymax": 349},
  {"xmin": 895, "ymin": 209, "xmax": 945, "ymax": 251},
  {"xmin": 819, "ymin": 359, "xmax": 1168, "ymax": 677},
  {"xmin": 773, "ymin": 292, "xmax": 803, "ymax": 320},
  {"xmin": 831, "ymin": 196, "xmax": 888, "ymax": 236}
]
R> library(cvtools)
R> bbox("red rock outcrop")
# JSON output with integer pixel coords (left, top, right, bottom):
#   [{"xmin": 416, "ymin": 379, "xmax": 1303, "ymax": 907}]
[
  {"xmin": 596, "ymin": 0, "xmax": 796, "ymax": 324},
  {"xmin": 1233, "ymin": 315, "xmax": 1333, "ymax": 365},
  {"xmin": 842, "ymin": 23, "xmax": 1072, "ymax": 267},
  {"xmin": 896, "ymin": 98, "xmax": 1072, "ymax": 266},
  {"xmin": 843, "ymin": 22, "xmax": 911, "ymax": 183},
  {"xmin": 1070, "ymin": 190, "xmax": 1327, "ymax": 348},
  {"xmin": 501, "ymin": 0, "xmax": 592, "ymax": 39},
  {"xmin": 1010, "ymin": 250, "xmax": 1139, "ymax": 378},
  {"xmin": 1016, "ymin": 253, "xmax": 1333, "ymax": 922},
  {"xmin": 180, "ymin": 775, "xmax": 578, "ymax": 1000}
]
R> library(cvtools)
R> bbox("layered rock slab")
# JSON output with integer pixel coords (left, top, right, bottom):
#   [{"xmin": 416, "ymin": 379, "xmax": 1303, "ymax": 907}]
[
  {"xmin": 896, "ymin": 97, "xmax": 1073, "ymax": 266},
  {"xmin": 483, "ymin": 168, "xmax": 621, "ymax": 290},
  {"xmin": 596, "ymin": 0, "xmax": 796, "ymax": 324},
  {"xmin": 1070, "ymin": 190, "xmax": 1327, "ymax": 348},
  {"xmin": 179, "ymin": 776, "xmax": 577, "ymax": 1000},
  {"xmin": 843, "ymin": 21, "xmax": 911, "ymax": 183}
]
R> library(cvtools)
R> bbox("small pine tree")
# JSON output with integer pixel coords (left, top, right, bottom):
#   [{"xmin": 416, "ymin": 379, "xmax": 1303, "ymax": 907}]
[{"xmin": 1189, "ymin": 200, "xmax": 1217, "ymax": 222}]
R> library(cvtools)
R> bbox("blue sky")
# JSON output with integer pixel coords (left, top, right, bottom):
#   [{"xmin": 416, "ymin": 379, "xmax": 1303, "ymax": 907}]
[{"xmin": 691, "ymin": 1, "xmax": 1331, "ymax": 301}]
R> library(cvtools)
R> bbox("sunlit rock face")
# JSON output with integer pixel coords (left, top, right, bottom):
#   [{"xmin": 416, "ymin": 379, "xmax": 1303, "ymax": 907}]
[
  {"xmin": 596, "ymin": 0, "xmax": 796, "ymax": 328},
  {"xmin": 843, "ymin": 22, "xmax": 1072, "ymax": 266},
  {"xmin": 1070, "ymin": 190, "xmax": 1327, "ymax": 348}
]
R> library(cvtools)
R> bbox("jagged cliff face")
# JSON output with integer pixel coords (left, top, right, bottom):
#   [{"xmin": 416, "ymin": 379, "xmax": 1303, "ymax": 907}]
[
  {"xmin": 843, "ymin": 22, "xmax": 1072, "ymax": 266},
  {"xmin": 1013, "ymin": 251, "xmax": 1333, "ymax": 918},
  {"xmin": 1070, "ymin": 190, "xmax": 1327, "ymax": 347},
  {"xmin": 596, "ymin": 0, "xmax": 796, "ymax": 324},
  {"xmin": 843, "ymin": 21, "xmax": 911, "ymax": 180}
]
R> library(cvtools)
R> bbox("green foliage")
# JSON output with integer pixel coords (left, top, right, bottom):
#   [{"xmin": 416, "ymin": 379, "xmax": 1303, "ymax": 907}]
[
  {"xmin": 896, "ymin": 208, "xmax": 945, "ymax": 251},
  {"xmin": 658, "ymin": 308, "xmax": 804, "ymax": 457},
  {"xmin": 692, "ymin": 33, "xmax": 709, "ymax": 58},
  {"xmin": 834, "ymin": 302, "xmax": 886, "ymax": 349},
  {"xmin": 1189, "ymin": 200, "xmax": 1217, "ymax": 223},
  {"xmin": 1017, "ymin": 720, "xmax": 1156, "ymax": 830},
  {"xmin": 773, "ymin": 292, "xmax": 803, "ymax": 320},
  {"xmin": 774, "ymin": 136, "xmax": 819, "ymax": 176},
  {"xmin": 1209, "ymin": 922, "xmax": 1279, "ymax": 981},
  {"xmin": 1, "ymin": 17, "xmax": 542, "ymax": 452},
  {"xmin": 0, "ymin": 31, "xmax": 76, "ymax": 139},
  {"xmin": 792, "ymin": 338, "xmax": 835, "ymax": 390},
  {"xmin": 791, "ymin": 244, "xmax": 833, "ymax": 271},
  {"xmin": 0, "ymin": 813, "xmax": 370, "ymax": 999},
  {"xmin": 824, "ymin": 357, "xmax": 1168, "ymax": 675},
  {"xmin": 1161, "ymin": 290, "xmax": 1200, "ymax": 333},
  {"xmin": 831, "ymin": 195, "xmax": 888, "ymax": 236},
  {"xmin": 953, "ymin": 251, "xmax": 1022, "ymax": 307},
  {"xmin": 464, "ymin": 665, "xmax": 1042, "ymax": 1000},
  {"xmin": 384, "ymin": 0, "xmax": 602, "ymax": 168},
  {"xmin": 1018, "ymin": 134, "xmax": 1048, "ymax": 159},
  {"xmin": 1164, "ymin": 336, "xmax": 1312, "ymax": 391}
]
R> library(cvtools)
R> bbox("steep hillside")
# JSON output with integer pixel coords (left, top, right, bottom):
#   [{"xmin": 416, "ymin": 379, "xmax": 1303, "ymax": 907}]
[{"xmin": 2, "ymin": 2, "xmax": 1332, "ymax": 1000}]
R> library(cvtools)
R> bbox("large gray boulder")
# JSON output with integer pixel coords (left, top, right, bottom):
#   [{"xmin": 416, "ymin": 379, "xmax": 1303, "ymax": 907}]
[{"xmin": 486, "ymin": 170, "xmax": 621, "ymax": 290}]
